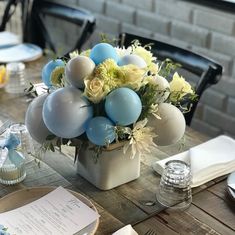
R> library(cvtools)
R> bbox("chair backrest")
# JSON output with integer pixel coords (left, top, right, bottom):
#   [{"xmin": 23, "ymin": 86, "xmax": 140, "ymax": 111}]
[
  {"xmin": 119, "ymin": 32, "xmax": 223, "ymax": 126},
  {"xmin": 0, "ymin": 0, "xmax": 19, "ymax": 32},
  {"xmin": 23, "ymin": 0, "xmax": 96, "ymax": 56}
]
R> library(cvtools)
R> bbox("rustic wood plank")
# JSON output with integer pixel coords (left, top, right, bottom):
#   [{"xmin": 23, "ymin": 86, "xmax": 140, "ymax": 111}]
[
  {"xmin": 154, "ymin": 210, "xmax": 221, "ymax": 235},
  {"xmin": 193, "ymin": 190, "xmax": 235, "ymax": 231},
  {"xmin": 133, "ymin": 217, "xmax": 179, "ymax": 235},
  {"xmin": 187, "ymin": 204, "xmax": 235, "ymax": 235}
]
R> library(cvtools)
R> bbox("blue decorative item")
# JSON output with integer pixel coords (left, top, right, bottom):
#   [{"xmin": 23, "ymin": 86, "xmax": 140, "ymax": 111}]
[
  {"xmin": 0, "ymin": 134, "xmax": 20, "ymax": 150},
  {"xmin": 105, "ymin": 87, "xmax": 142, "ymax": 126},
  {"xmin": 25, "ymin": 94, "xmax": 53, "ymax": 143},
  {"xmin": 42, "ymin": 59, "xmax": 64, "ymax": 87},
  {"xmin": 90, "ymin": 43, "xmax": 119, "ymax": 65},
  {"xmin": 43, "ymin": 87, "xmax": 93, "ymax": 138},
  {"xmin": 86, "ymin": 116, "xmax": 115, "ymax": 146}
]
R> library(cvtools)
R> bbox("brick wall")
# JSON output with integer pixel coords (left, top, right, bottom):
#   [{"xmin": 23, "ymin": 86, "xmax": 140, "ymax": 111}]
[{"xmin": 2, "ymin": 0, "xmax": 235, "ymax": 137}]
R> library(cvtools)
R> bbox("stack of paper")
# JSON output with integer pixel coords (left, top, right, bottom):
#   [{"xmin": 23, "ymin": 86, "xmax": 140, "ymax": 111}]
[{"xmin": 152, "ymin": 135, "xmax": 235, "ymax": 187}]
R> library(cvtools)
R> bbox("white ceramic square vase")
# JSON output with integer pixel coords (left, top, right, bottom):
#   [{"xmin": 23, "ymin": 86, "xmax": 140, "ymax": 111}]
[{"xmin": 76, "ymin": 143, "xmax": 141, "ymax": 190}]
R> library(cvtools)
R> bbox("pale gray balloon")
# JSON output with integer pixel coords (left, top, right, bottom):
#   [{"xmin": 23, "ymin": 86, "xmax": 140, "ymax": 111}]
[
  {"xmin": 42, "ymin": 87, "xmax": 93, "ymax": 138},
  {"xmin": 149, "ymin": 103, "xmax": 185, "ymax": 146},
  {"xmin": 118, "ymin": 54, "xmax": 147, "ymax": 68},
  {"xmin": 65, "ymin": 56, "xmax": 95, "ymax": 88},
  {"xmin": 25, "ymin": 94, "xmax": 53, "ymax": 143}
]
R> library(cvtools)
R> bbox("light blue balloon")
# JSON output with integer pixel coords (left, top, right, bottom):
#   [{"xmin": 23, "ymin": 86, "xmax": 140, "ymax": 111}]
[
  {"xmin": 86, "ymin": 116, "xmax": 115, "ymax": 146},
  {"xmin": 42, "ymin": 87, "xmax": 93, "ymax": 138},
  {"xmin": 105, "ymin": 88, "xmax": 142, "ymax": 126},
  {"xmin": 90, "ymin": 43, "xmax": 119, "ymax": 65},
  {"xmin": 42, "ymin": 59, "xmax": 64, "ymax": 87}
]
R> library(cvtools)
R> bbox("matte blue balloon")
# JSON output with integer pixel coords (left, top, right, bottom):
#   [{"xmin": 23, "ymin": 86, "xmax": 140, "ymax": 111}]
[
  {"xmin": 90, "ymin": 43, "xmax": 119, "ymax": 65},
  {"xmin": 105, "ymin": 88, "xmax": 142, "ymax": 126},
  {"xmin": 86, "ymin": 116, "xmax": 115, "ymax": 146},
  {"xmin": 43, "ymin": 87, "xmax": 93, "ymax": 138},
  {"xmin": 42, "ymin": 59, "xmax": 64, "ymax": 87}
]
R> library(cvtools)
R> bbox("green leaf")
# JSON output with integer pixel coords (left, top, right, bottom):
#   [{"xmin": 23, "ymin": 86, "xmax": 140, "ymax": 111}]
[{"xmin": 46, "ymin": 134, "xmax": 56, "ymax": 141}]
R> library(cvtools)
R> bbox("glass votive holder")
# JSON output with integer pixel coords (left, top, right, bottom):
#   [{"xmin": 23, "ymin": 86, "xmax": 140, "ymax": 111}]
[
  {"xmin": 8, "ymin": 123, "xmax": 34, "ymax": 163},
  {"xmin": 5, "ymin": 62, "xmax": 26, "ymax": 94},
  {"xmin": 0, "ymin": 148, "xmax": 26, "ymax": 185},
  {"xmin": 156, "ymin": 160, "xmax": 192, "ymax": 210}
]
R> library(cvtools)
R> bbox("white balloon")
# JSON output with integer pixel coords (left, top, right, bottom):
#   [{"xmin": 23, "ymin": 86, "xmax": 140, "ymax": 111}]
[
  {"xmin": 42, "ymin": 87, "xmax": 93, "ymax": 138},
  {"xmin": 25, "ymin": 94, "xmax": 53, "ymax": 143},
  {"xmin": 149, "ymin": 103, "xmax": 185, "ymax": 146},
  {"xmin": 118, "ymin": 54, "xmax": 147, "ymax": 68},
  {"xmin": 65, "ymin": 56, "xmax": 95, "ymax": 88},
  {"xmin": 152, "ymin": 75, "xmax": 170, "ymax": 103}
]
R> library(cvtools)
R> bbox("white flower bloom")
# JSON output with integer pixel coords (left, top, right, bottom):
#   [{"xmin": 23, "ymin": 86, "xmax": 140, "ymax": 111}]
[
  {"xmin": 123, "ymin": 118, "xmax": 158, "ymax": 159},
  {"xmin": 115, "ymin": 46, "xmax": 132, "ymax": 57}
]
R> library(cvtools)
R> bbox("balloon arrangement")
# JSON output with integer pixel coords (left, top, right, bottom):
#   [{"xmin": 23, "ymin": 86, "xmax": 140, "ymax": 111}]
[{"xmin": 25, "ymin": 41, "xmax": 197, "ymax": 159}]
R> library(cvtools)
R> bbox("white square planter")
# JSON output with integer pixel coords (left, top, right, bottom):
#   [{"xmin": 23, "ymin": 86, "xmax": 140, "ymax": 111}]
[{"xmin": 76, "ymin": 143, "xmax": 140, "ymax": 190}]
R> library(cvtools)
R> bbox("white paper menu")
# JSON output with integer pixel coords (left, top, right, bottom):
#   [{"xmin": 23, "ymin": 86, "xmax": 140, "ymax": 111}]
[{"xmin": 0, "ymin": 187, "xmax": 100, "ymax": 235}]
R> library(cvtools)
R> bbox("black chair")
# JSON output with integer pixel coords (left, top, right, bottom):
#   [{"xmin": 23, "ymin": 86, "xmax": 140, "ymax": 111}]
[
  {"xmin": 23, "ymin": 0, "xmax": 96, "ymax": 56},
  {"xmin": 0, "ymin": 0, "xmax": 20, "ymax": 32},
  {"xmin": 119, "ymin": 32, "xmax": 223, "ymax": 126},
  {"xmin": 0, "ymin": 0, "xmax": 96, "ymax": 56}
]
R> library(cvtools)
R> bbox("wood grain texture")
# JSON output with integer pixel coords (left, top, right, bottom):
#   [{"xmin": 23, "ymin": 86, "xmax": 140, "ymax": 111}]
[{"xmin": 0, "ymin": 58, "xmax": 234, "ymax": 234}]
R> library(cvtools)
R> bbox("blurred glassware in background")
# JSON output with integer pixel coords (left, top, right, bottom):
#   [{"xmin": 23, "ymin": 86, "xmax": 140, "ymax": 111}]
[
  {"xmin": 156, "ymin": 160, "xmax": 192, "ymax": 210},
  {"xmin": 5, "ymin": 62, "xmax": 26, "ymax": 94}
]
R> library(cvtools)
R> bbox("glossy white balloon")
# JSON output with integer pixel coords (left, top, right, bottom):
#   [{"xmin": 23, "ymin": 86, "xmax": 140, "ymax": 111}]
[
  {"xmin": 152, "ymin": 75, "xmax": 170, "ymax": 103},
  {"xmin": 149, "ymin": 103, "xmax": 185, "ymax": 146},
  {"xmin": 25, "ymin": 94, "xmax": 53, "ymax": 143},
  {"xmin": 42, "ymin": 87, "xmax": 93, "ymax": 138},
  {"xmin": 118, "ymin": 54, "xmax": 147, "ymax": 68},
  {"xmin": 65, "ymin": 56, "xmax": 95, "ymax": 88}
]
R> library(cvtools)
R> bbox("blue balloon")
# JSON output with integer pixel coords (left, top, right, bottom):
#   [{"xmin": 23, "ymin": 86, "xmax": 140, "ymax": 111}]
[
  {"xmin": 43, "ymin": 87, "xmax": 93, "ymax": 138},
  {"xmin": 86, "ymin": 116, "xmax": 116, "ymax": 146},
  {"xmin": 90, "ymin": 43, "xmax": 119, "ymax": 65},
  {"xmin": 105, "ymin": 88, "xmax": 142, "ymax": 126},
  {"xmin": 42, "ymin": 59, "xmax": 64, "ymax": 87}
]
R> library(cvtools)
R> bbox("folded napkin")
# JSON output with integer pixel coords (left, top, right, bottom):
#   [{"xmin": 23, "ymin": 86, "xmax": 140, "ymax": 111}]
[
  {"xmin": 112, "ymin": 225, "xmax": 138, "ymax": 235},
  {"xmin": 152, "ymin": 135, "xmax": 235, "ymax": 187}
]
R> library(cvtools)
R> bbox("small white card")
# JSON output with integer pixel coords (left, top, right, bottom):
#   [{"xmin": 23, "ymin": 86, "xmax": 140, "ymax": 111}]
[{"xmin": 0, "ymin": 187, "xmax": 99, "ymax": 235}]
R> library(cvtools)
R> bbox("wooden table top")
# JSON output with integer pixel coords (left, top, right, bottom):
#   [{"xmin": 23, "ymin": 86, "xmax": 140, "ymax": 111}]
[{"xmin": 0, "ymin": 58, "xmax": 234, "ymax": 235}]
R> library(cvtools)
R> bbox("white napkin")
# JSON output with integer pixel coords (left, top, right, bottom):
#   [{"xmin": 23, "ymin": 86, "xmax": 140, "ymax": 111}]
[
  {"xmin": 152, "ymin": 135, "xmax": 235, "ymax": 187},
  {"xmin": 112, "ymin": 225, "xmax": 138, "ymax": 235}
]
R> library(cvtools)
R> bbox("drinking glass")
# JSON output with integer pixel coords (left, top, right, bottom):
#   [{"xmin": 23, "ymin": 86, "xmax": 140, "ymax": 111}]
[
  {"xmin": 8, "ymin": 123, "xmax": 34, "ymax": 163},
  {"xmin": 156, "ymin": 160, "xmax": 192, "ymax": 210}
]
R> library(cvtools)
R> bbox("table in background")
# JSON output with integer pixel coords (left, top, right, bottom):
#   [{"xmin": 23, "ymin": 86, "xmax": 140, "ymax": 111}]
[{"xmin": 0, "ymin": 59, "xmax": 234, "ymax": 235}]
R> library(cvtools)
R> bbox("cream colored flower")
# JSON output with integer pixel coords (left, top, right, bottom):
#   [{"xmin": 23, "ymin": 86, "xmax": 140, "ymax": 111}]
[
  {"xmin": 115, "ymin": 46, "xmax": 131, "ymax": 57},
  {"xmin": 132, "ymin": 46, "xmax": 156, "ymax": 67},
  {"xmin": 169, "ymin": 72, "xmax": 194, "ymax": 101},
  {"xmin": 120, "ymin": 64, "xmax": 146, "ymax": 91},
  {"xmin": 84, "ymin": 77, "xmax": 107, "ymax": 103},
  {"xmin": 69, "ymin": 50, "xmax": 79, "ymax": 59},
  {"xmin": 123, "ymin": 118, "xmax": 158, "ymax": 159},
  {"xmin": 50, "ymin": 66, "xmax": 65, "ymax": 87}
]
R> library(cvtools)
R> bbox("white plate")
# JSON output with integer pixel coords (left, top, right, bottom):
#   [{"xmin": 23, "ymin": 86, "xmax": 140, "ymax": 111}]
[
  {"xmin": 0, "ymin": 43, "xmax": 42, "ymax": 63},
  {"xmin": 227, "ymin": 172, "xmax": 235, "ymax": 199},
  {"xmin": 0, "ymin": 187, "xmax": 99, "ymax": 235}
]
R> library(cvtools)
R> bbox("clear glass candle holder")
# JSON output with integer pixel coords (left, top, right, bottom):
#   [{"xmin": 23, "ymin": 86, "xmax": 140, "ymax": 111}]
[
  {"xmin": 0, "ymin": 148, "xmax": 26, "ymax": 185},
  {"xmin": 156, "ymin": 160, "xmax": 192, "ymax": 210},
  {"xmin": 8, "ymin": 123, "xmax": 34, "ymax": 163}
]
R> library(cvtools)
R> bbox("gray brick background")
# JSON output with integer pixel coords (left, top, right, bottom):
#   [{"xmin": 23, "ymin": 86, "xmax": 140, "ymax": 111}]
[{"xmin": 1, "ymin": 0, "xmax": 235, "ymax": 138}]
